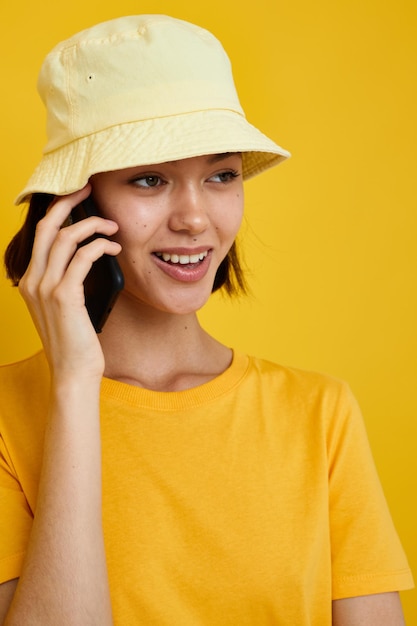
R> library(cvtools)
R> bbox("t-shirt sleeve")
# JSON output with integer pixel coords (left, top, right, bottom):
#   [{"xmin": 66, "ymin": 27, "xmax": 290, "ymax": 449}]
[
  {"xmin": 0, "ymin": 434, "xmax": 33, "ymax": 583},
  {"xmin": 327, "ymin": 383, "xmax": 414, "ymax": 598}
]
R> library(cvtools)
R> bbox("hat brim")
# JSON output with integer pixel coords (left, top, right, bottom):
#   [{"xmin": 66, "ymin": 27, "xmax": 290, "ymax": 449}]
[{"xmin": 15, "ymin": 109, "xmax": 290, "ymax": 204}]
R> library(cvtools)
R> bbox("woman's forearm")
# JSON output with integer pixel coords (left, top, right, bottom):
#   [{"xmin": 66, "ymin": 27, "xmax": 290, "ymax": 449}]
[{"xmin": 4, "ymin": 377, "xmax": 112, "ymax": 625}]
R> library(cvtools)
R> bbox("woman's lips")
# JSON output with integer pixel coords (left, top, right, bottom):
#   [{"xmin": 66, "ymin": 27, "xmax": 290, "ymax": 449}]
[{"xmin": 152, "ymin": 249, "xmax": 212, "ymax": 282}]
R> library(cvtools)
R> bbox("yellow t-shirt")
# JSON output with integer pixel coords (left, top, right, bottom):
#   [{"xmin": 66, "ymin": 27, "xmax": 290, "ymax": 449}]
[{"xmin": 0, "ymin": 350, "xmax": 413, "ymax": 624}]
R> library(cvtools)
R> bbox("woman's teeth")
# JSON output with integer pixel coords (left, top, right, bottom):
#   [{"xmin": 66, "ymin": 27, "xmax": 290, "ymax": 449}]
[{"xmin": 155, "ymin": 251, "xmax": 208, "ymax": 264}]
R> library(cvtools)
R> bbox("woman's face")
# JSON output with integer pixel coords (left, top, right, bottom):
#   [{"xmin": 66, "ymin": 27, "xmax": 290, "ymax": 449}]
[{"xmin": 90, "ymin": 153, "xmax": 244, "ymax": 316}]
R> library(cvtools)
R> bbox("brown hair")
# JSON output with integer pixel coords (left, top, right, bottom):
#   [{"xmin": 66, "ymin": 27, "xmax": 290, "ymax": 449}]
[{"xmin": 4, "ymin": 193, "xmax": 247, "ymax": 296}]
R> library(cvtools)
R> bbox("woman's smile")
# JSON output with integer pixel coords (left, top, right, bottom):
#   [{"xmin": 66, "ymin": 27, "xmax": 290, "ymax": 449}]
[
  {"xmin": 152, "ymin": 248, "xmax": 213, "ymax": 283},
  {"xmin": 153, "ymin": 249, "xmax": 209, "ymax": 265}
]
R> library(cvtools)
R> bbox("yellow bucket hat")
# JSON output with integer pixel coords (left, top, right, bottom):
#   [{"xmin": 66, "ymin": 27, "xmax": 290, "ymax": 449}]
[{"xmin": 16, "ymin": 14, "xmax": 290, "ymax": 204}]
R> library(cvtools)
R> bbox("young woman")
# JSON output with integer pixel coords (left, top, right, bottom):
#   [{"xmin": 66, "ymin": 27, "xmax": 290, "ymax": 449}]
[{"xmin": 0, "ymin": 14, "xmax": 413, "ymax": 625}]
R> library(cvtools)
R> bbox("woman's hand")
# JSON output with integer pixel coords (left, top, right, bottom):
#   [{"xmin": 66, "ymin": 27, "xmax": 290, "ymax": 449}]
[
  {"xmin": 3, "ymin": 187, "xmax": 117, "ymax": 625},
  {"xmin": 18, "ymin": 185, "xmax": 122, "ymax": 380}
]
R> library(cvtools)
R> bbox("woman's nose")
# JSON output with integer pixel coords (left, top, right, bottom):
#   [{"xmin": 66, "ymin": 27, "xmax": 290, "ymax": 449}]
[{"xmin": 168, "ymin": 186, "xmax": 210, "ymax": 235}]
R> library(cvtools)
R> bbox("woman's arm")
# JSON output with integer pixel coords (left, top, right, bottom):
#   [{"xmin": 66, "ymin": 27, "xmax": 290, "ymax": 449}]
[
  {"xmin": 2, "ymin": 187, "xmax": 121, "ymax": 625},
  {"xmin": 4, "ymin": 376, "xmax": 112, "ymax": 626},
  {"xmin": 332, "ymin": 592, "xmax": 406, "ymax": 625}
]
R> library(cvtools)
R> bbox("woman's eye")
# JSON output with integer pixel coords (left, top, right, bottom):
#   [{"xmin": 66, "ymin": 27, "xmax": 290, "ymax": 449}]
[
  {"xmin": 133, "ymin": 175, "xmax": 162, "ymax": 188},
  {"xmin": 209, "ymin": 170, "xmax": 240, "ymax": 183}
]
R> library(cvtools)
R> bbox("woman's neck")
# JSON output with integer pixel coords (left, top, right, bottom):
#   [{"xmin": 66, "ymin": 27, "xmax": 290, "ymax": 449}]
[{"xmin": 98, "ymin": 299, "xmax": 232, "ymax": 392}]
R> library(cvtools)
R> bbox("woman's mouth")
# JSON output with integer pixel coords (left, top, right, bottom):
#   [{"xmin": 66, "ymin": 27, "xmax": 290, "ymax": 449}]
[
  {"xmin": 154, "ymin": 250, "xmax": 209, "ymax": 265},
  {"xmin": 152, "ymin": 249, "xmax": 212, "ymax": 282}
]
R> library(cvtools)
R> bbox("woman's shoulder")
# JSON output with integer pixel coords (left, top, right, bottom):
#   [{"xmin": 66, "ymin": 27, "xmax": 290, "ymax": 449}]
[
  {"xmin": 244, "ymin": 351, "xmax": 349, "ymax": 392},
  {"xmin": 242, "ymin": 351, "xmax": 358, "ymax": 416},
  {"xmin": 242, "ymin": 356, "xmax": 363, "ymax": 428},
  {"xmin": 0, "ymin": 350, "xmax": 47, "ymax": 375},
  {"xmin": 0, "ymin": 351, "xmax": 49, "ymax": 394},
  {"xmin": 0, "ymin": 352, "xmax": 50, "ymax": 444}
]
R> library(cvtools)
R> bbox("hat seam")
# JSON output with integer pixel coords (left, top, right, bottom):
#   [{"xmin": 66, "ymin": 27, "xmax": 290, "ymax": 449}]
[
  {"xmin": 64, "ymin": 45, "xmax": 77, "ymax": 143},
  {"xmin": 54, "ymin": 16, "xmax": 214, "ymax": 53}
]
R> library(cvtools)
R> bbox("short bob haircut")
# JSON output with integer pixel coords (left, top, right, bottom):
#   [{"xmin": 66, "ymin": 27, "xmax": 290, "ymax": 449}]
[{"xmin": 4, "ymin": 193, "xmax": 247, "ymax": 296}]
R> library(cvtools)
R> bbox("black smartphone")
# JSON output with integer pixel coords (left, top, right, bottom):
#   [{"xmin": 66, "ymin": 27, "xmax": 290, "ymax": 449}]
[{"xmin": 70, "ymin": 196, "xmax": 124, "ymax": 333}]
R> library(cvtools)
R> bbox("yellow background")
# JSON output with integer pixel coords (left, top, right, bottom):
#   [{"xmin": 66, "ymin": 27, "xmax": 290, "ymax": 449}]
[{"xmin": 1, "ymin": 0, "xmax": 416, "ymax": 619}]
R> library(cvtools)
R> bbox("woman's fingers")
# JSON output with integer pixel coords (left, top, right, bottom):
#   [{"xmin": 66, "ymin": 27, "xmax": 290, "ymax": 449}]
[
  {"xmin": 41, "ymin": 237, "xmax": 122, "ymax": 319},
  {"xmin": 40, "ymin": 216, "xmax": 121, "ymax": 289},
  {"xmin": 17, "ymin": 187, "xmax": 123, "ymax": 377},
  {"xmin": 20, "ymin": 186, "xmax": 121, "ymax": 298},
  {"xmin": 27, "ymin": 186, "xmax": 92, "ymax": 281},
  {"xmin": 18, "ymin": 186, "xmax": 122, "ymax": 349}
]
